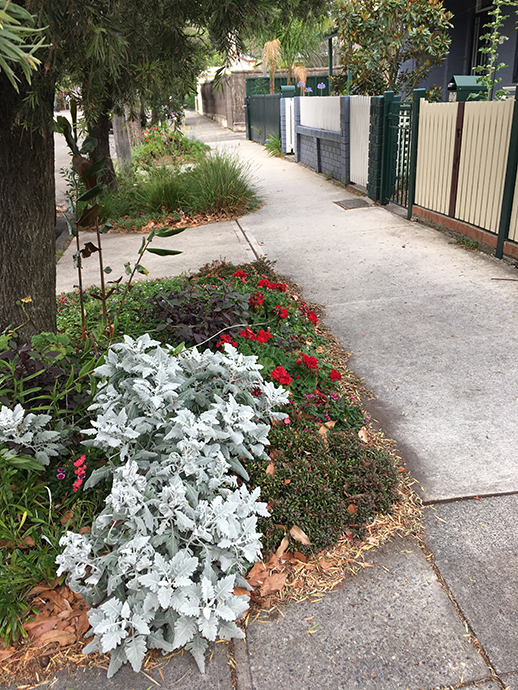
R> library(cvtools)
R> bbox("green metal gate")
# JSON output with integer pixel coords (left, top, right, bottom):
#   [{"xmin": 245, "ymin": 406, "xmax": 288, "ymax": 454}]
[
  {"xmin": 244, "ymin": 94, "xmax": 281, "ymax": 146},
  {"xmin": 380, "ymin": 89, "xmax": 425, "ymax": 215}
]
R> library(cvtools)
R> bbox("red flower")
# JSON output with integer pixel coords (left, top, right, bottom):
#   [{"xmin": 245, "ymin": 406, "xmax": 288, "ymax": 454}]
[
  {"xmin": 271, "ymin": 366, "xmax": 293, "ymax": 386},
  {"xmin": 307, "ymin": 311, "xmax": 317, "ymax": 326},
  {"xmin": 216, "ymin": 334, "xmax": 238, "ymax": 349},
  {"xmin": 274, "ymin": 304, "xmax": 288, "ymax": 319},
  {"xmin": 302, "ymin": 354, "xmax": 318, "ymax": 370},
  {"xmin": 249, "ymin": 291, "xmax": 264, "ymax": 307},
  {"xmin": 330, "ymin": 369, "xmax": 342, "ymax": 382},
  {"xmin": 258, "ymin": 279, "xmax": 287, "ymax": 292},
  {"xmin": 72, "ymin": 455, "xmax": 86, "ymax": 492},
  {"xmin": 232, "ymin": 270, "xmax": 248, "ymax": 282},
  {"xmin": 255, "ymin": 329, "xmax": 272, "ymax": 343},
  {"xmin": 239, "ymin": 328, "xmax": 256, "ymax": 340}
]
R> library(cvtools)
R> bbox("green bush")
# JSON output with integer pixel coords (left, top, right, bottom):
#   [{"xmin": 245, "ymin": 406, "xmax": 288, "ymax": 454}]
[{"xmin": 245, "ymin": 426, "xmax": 399, "ymax": 555}]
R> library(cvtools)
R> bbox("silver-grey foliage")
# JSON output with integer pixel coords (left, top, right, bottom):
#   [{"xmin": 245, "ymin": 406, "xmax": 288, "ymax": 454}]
[
  {"xmin": 56, "ymin": 335, "xmax": 289, "ymax": 677},
  {"xmin": 0, "ymin": 402, "xmax": 65, "ymax": 465}
]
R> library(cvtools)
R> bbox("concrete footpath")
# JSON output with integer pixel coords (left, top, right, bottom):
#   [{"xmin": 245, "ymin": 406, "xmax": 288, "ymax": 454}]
[{"xmin": 53, "ymin": 113, "xmax": 518, "ymax": 690}]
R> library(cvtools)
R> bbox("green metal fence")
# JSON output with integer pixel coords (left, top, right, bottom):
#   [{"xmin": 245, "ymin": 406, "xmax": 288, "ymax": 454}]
[
  {"xmin": 379, "ymin": 89, "xmax": 425, "ymax": 213},
  {"xmin": 245, "ymin": 76, "xmax": 331, "ymax": 97},
  {"xmin": 244, "ymin": 94, "xmax": 281, "ymax": 146}
]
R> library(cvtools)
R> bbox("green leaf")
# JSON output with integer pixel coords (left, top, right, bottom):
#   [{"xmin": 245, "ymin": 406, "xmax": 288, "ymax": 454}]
[
  {"xmin": 104, "ymin": 266, "xmax": 113, "ymax": 274},
  {"xmin": 124, "ymin": 262, "xmax": 132, "ymax": 275},
  {"xmin": 146, "ymin": 247, "xmax": 182, "ymax": 257},
  {"xmin": 99, "ymin": 220, "xmax": 113, "ymax": 234},
  {"xmin": 63, "ymin": 213, "xmax": 76, "ymax": 237},
  {"xmin": 77, "ymin": 185, "xmax": 102, "ymax": 203},
  {"xmin": 135, "ymin": 264, "xmax": 149, "ymax": 275},
  {"xmin": 79, "ymin": 136, "xmax": 98, "ymax": 155},
  {"xmin": 154, "ymin": 226, "xmax": 187, "ymax": 238}
]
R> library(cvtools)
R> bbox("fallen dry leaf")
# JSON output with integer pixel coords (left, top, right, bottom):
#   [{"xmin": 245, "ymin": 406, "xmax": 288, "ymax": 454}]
[
  {"xmin": 233, "ymin": 587, "xmax": 251, "ymax": 598},
  {"xmin": 260, "ymin": 573, "xmax": 287, "ymax": 597},
  {"xmin": 275, "ymin": 537, "xmax": 289, "ymax": 559},
  {"xmin": 37, "ymin": 630, "xmax": 76, "ymax": 647},
  {"xmin": 266, "ymin": 462, "xmax": 275, "ymax": 477},
  {"xmin": 358, "ymin": 427, "xmax": 369, "ymax": 443},
  {"xmin": 246, "ymin": 562, "xmax": 269, "ymax": 587},
  {"xmin": 293, "ymin": 551, "xmax": 307, "ymax": 562},
  {"xmin": 23, "ymin": 616, "xmax": 59, "ymax": 638},
  {"xmin": 290, "ymin": 525, "xmax": 311, "ymax": 545},
  {"xmin": 347, "ymin": 504, "xmax": 357, "ymax": 515}
]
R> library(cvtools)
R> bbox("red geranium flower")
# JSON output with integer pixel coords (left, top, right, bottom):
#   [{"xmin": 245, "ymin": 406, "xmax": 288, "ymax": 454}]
[
  {"xmin": 239, "ymin": 328, "xmax": 256, "ymax": 340},
  {"xmin": 232, "ymin": 270, "xmax": 248, "ymax": 282},
  {"xmin": 271, "ymin": 366, "xmax": 293, "ymax": 386},
  {"xmin": 249, "ymin": 291, "xmax": 264, "ymax": 307},
  {"xmin": 255, "ymin": 329, "xmax": 272, "ymax": 343},
  {"xmin": 302, "ymin": 354, "xmax": 318, "ymax": 370},
  {"xmin": 216, "ymin": 334, "xmax": 238, "ymax": 349},
  {"xmin": 274, "ymin": 304, "xmax": 288, "ymax": 319},
  {"xmin": 330, "ymin": 369, "xmax": 342, "ymax": 382},
  {"xmin": 307, "ymin": 311, "xmax": 317, "ymax": 325}
]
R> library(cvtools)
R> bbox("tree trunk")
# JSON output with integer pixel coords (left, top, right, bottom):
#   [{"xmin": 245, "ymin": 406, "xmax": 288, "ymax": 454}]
[
  {"xmin": 88, "ymin": 108, "xmax": 117, "ymax": 191},
  {"xmin": 112, "ymin": 115, "xmax": 132, "ymax": 170},
  {"xmin": 0, "ymin": 72, "xmax": 57, "ymax": 342}
]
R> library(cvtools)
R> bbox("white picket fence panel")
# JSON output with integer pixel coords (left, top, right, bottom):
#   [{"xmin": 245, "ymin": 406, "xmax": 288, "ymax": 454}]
[
  {"xmin": 349, "ymin": 96, "xmax": 371, "ymax": 187},
  {"xmin": 285, "ymin": 98, "xmax": 294, "ymax": 153}
]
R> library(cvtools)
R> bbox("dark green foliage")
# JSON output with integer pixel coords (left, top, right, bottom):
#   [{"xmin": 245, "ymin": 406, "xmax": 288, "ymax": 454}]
[
  {"xmin": 0, "ymin": 334, "xmax": 97, "ymax": 425},
  {"xmin": 146, "ymin": 281, "xmax": 252, "ymax": 349},
  {"xmin": 134, "ymin": 127, "xmax": 209, "ymax": 167},
  {"xmin": 246, "ymin": 427, "xmax": 399, "ymax": 555}
]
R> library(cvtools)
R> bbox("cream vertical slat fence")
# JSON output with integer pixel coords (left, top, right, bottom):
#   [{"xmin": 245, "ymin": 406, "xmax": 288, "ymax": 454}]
[
  {"xmin": 415, "ymin": 101, "xmax": 457, "ymax": 216},
  {"xmin": 349, "ymin": 96, "xmax": 371, "ymax": 187},
  {"xmin": 299, "ymin": 96, "xmax": 341, "ymax": 131},
  {"xmin": 455, "ymin": 99, "xmax": 514, "ymax": 234}
]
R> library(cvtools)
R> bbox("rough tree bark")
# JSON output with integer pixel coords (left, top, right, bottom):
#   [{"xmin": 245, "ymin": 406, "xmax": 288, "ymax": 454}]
[
  {"xmin": 0, "ymin": 72, "xmax": 57, "ymax": 342},
  {"xmin": 88, "ymin": 105, "xmax": 117, "ymax": 191}
]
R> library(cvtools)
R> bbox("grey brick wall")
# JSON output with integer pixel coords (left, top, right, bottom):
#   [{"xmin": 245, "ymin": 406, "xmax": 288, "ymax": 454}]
[{"xmin": 293, "ymin": 96, "xmax": 350, "ymax": 184}]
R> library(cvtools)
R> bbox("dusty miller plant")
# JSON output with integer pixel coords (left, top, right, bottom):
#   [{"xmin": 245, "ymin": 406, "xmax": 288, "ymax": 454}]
[
  {"xmin": 56, "ymin": 335, "xmax": 289, "ymax": 677},
  {"xmin": 0, "ymin": 403, "xmax": 65, "ymax": 465}
]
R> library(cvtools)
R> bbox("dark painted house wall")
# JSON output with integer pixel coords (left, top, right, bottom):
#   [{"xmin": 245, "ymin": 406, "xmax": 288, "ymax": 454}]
[{"xmin": 420, "ymin": 0, "xmax": 518, "ymax": 98}]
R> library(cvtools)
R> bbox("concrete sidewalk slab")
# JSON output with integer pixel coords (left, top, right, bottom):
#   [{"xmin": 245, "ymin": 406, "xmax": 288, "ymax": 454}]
[
  {"xmin": 224, "ymin": 134, "xmax": 518, "ymax": 503},
  {"xmin": 237, "ymin": 536, "xmax": 490, "ymax": 690},
  {"xmin": 56, "ymin": 220, "xmax": 256, "ymax": 293},
  {"xmin": 424, "ymin": 496, "xmax": 518, "ymax": 675},
  {"xmin": 48, "ymin": 641, "xmax": 231, "ymax": 690},
  {"xmin": 502, "ymin": 673, "xmax": 518, "ymax": 689}
]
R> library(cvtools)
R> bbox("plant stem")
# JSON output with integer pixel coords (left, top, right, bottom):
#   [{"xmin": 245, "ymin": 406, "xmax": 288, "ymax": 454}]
[{"xmin": 95, "ymin": 219, "xmax": 108, "ymax": 321}]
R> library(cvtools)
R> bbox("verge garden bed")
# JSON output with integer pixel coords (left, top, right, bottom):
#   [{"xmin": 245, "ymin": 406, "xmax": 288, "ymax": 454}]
[{"xmin": 0, "ymin": 260, "xmax": 419, "ymax": 683}]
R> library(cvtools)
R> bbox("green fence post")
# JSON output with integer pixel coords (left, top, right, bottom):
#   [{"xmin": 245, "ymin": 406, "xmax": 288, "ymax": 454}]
[
  {"xmin": 244, "ymin": 97, "xmax": 251, "ymax": 141},
  {"xmin": 406, "ymin": 88, "xmax": 426, "ymax": 220},
  {"xmin": 496, "ymin": 99, "xmax": 518, "ymax": 259},
  {"xmin": 380, "ymin": 91, "xmax": 398, "ymax": 205}
]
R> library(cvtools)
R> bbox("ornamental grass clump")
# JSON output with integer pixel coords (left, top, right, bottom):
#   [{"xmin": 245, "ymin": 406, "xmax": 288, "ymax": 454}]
[{"xmin": 56, "ymin": 335, "xmax": 289, "ymax": 677}]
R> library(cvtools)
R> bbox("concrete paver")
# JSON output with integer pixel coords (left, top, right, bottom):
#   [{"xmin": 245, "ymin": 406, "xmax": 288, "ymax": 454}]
[
  {"xmin": 49, "ymin": 641, "xmax": 231, "ymax": 690},
  {"xmin": 56, "ymin": 220, "xmax": 256, "ymax": 294},
  {"xmin": 424, "ymin": 496, "xmax": 518, "ymax": 674},
  {"xmin": 241, "ymin": 537, "xmax": 489, "ymax": 690}
]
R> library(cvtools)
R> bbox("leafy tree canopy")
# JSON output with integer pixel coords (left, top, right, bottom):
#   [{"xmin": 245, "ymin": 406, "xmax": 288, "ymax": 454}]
[
  {"xmin": 333, "ymin": 0, "xmax": 453, "ymax": 100},
  {"xmin": 0, "ymin": 0, "xmax": 47, "ymax": 91}
]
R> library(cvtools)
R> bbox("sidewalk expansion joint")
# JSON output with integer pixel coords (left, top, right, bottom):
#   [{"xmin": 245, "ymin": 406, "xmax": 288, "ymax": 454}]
[
  {"xmin": 235, "ymin": 219, "xmax": 261, "ymax": 261},
  {"xmin": 418, "ymin": 536, "xmax": 504, "ymax": 688},
  {"xmin": 421, "ymin": 488, "xmax": 518, "ymax": 507}
]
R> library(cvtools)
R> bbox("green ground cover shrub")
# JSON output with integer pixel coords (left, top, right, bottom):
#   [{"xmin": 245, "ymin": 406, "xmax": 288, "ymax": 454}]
[{"xmin": 0, "ymin": 260, "xmax": 400, "ymax": 674}]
